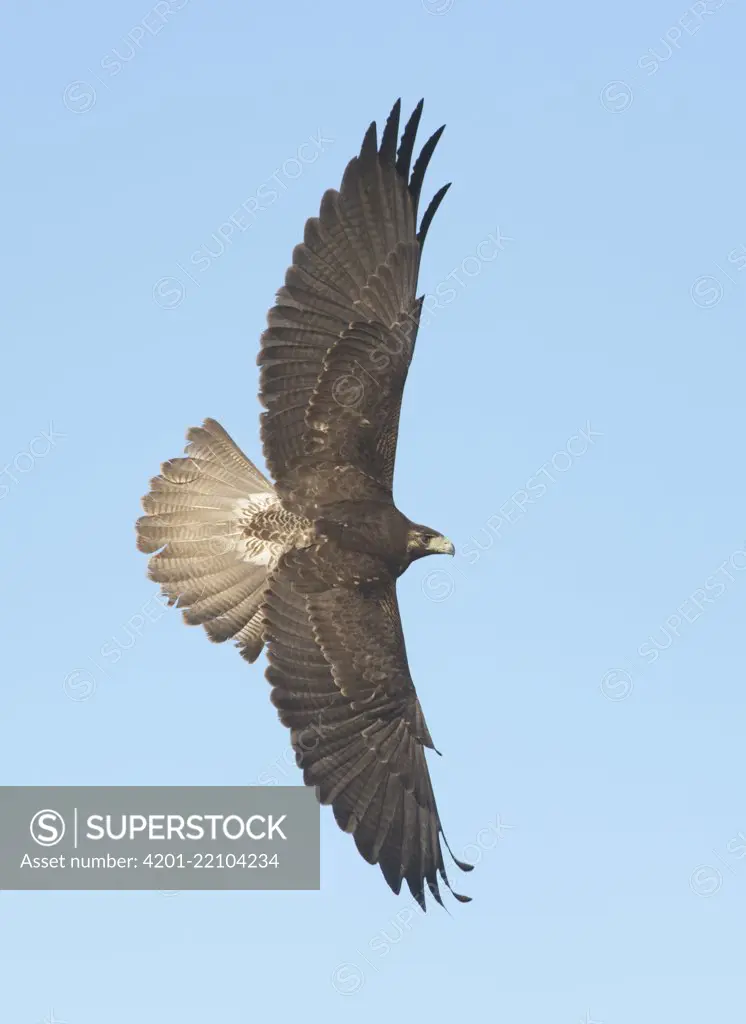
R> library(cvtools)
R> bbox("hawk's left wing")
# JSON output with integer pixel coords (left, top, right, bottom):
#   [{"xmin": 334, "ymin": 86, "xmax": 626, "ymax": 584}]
[{"xmin": 258, "ymin": 99, "xmax": 450, "ymax": 510}]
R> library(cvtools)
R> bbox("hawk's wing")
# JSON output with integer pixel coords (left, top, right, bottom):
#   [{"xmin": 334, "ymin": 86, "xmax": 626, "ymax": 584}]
[
  {"xmin": 258, "ymin": 99, "xmax": 450, "ymax": 506},
  {"xmin": 264, "ymin": 551, "xmax": 472, "ymax": 909}
]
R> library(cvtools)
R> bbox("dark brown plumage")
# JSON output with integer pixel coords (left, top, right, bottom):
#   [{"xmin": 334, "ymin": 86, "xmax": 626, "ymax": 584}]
[{"xmin": 136, "ymin": 100, "xmax": 471, "ymax": 909}]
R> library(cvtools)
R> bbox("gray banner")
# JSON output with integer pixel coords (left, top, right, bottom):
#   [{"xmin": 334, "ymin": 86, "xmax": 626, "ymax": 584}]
[{"xmin": 0, "ymin": 786, "xmax": 319, "ymax": 890}]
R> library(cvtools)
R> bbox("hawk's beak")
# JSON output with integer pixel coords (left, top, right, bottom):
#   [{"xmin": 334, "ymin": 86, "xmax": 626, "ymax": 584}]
[{"xmin": 427, "ymin": 535, "xmax": 455, "ymax": 556}]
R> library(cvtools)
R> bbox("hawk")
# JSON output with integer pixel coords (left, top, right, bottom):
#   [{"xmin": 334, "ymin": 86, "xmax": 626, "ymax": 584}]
[{"xmin": 137, "ymin": 99, "xmax": 472, "ymax": 909}]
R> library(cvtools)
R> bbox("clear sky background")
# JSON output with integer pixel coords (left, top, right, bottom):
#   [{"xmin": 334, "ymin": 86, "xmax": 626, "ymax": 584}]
[{"xmin": 2, "ymin": 0, "xmax": 745, "ymax": 1021}]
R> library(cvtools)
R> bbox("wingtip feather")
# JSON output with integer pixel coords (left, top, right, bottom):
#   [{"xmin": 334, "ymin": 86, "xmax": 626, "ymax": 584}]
[
  {"xmin": 380, "ymin": 99, "xmax": 401, "ymax": 164},
  {"xmin": 396, "ymin": 100, "xmax": 425, "ymax": 180}
]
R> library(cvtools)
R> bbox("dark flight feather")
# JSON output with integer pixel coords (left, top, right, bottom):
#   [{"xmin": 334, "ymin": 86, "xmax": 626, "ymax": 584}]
[
  {"xmin": 418, "ymin": 182, "xmax": 451, "ymax": 247},
  {"xmin": 395, "ymin": 98, "xmax": 424, "ymax": 179},
  {"xmin": 409, "ymin": 124, "xmax": 446, "ymax": 210},
  {"xmin": 379, "ymin": 98, "xmax": 401, "ymax": 165}
]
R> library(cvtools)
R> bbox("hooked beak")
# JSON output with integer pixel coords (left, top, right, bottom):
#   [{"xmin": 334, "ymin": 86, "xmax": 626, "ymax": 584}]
[{"xmin": 426, "ymin": 535, "xmax": 455, "ymax": 556}]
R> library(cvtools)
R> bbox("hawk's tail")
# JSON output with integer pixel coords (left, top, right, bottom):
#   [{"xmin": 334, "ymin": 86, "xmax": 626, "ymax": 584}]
[{"xmin": 135, "ymin": 418, "xmax": 277, "ymax": 663}]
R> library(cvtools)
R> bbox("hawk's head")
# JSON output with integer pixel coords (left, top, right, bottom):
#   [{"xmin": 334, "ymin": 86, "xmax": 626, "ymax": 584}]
[{"xmin": 406, "ymin": 524, "xmax": 455, "ymax": 562}]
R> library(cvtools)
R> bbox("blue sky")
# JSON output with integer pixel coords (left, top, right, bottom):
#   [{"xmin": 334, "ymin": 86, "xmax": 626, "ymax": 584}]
[{"xmin": 2, "ymin": 0, "xmax": 746, "ymax": 1020}]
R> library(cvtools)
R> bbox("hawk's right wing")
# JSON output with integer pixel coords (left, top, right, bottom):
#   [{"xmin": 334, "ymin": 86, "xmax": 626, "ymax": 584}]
[{"xmin": 263, "ymin": 549, "xmax": 472, "ymax": 909}]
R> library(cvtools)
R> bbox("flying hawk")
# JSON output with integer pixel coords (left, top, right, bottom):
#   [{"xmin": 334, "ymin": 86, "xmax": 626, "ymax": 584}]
[{"xmin": 136, "ymin": 99, "xmax": 472, "ymax": 909}]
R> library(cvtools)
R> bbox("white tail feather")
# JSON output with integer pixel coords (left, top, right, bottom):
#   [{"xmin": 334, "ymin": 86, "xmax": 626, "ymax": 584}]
[{"xmin": 136, "ymin": 418, "xmax": 278, "ymax": 663}]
